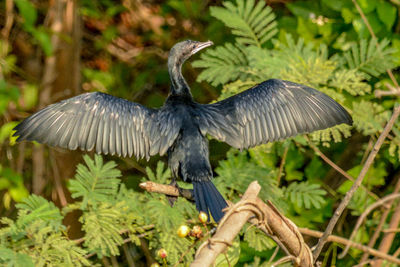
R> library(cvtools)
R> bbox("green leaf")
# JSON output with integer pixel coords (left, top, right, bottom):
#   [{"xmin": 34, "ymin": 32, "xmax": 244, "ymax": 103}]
[
  {"xmin": 14, "ymin": 0, "xmax": 37, "ymax": 28},
  {"xmin": 377, "ymin": 0, "xmax": 397, "ymax": 30},
  {"xmin": 352, "ymin": 101, "xmax": 391, "ymax": 135},
  {"xmin": 31, "ymin": 28, "xmax": 53, "ymax": 56},
  {"xmin": 284, "ymin": 182, "xmax": 327, "ymax": 209},
  {"xmin": 193, "ymin": 43, "xmax": 251, "ymax": 86},
  {"xmin": 81, "ymin": 202, "xmax": 125, "ymax": 257},
  {"xmin": 358, "ymin": 0, "xmax": 378, "ymax": 13},
  {"xmin": 145, "ymin": 161, "xmax": 171, "ymax": 184},
  {"xmin": 68, "ymin": 154, "xmax": 121, "ymax": 209},
  {"xmin": 214, "ymin": 150, "xmax": 285, "ymax": 209},
  {"xmin": 0, "ymin": 247, "xmax": 34, "ymax": 267},
  {"xmin": 322, "ymin": 0, "xmax": 352, "ymax": 11},
  {"xmin": 210, "ymin": 0, "xmax": 278, "ymax": 46},
  {"xmin": 16, "ymin": 195, "xmax": 64, "ymax": 230},
  {"xmin": 0, "ymin": 121, "xmax": 18, "ymax": 144},
  {"xmin": 330, "ymin": 69, "xmax": 371, "ymax": 96},
  {"xmin": 215, "ymin": 237, "xmax": 240, "ymax": 266},
  {"xmin": 305, "ymin": 157, "xmax": 328, "ymax": 181},
  {"xmin": 244, "ymin": 226, "xmax": 275, "ymax": 251},
  {"xmin": 342, "ymin": 39, "xmax": 398, "ymax": 78},
  {"xmin": 21, "ymin": 84, "xmax": 38, "ymax": 110},
  {"xmin": 338, "ymin": 181, "xmax": 374, "ymax": 215},
  {"xmin": 158, "ymin": 231, "xmax": 194, "ymax": 263},
  {"xmin": 341, "ymin": 8, "xmax": 355, "ymax": 24},
  {"xmin": 348, "ymin": 162, "xmax": 387, "ymax": 187}
]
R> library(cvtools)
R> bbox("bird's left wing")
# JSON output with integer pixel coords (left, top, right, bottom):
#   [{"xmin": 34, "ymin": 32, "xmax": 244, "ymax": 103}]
[
  {"xmin": 197, "ymin": 79, "xmax": 352, "ymax": 149},
  {"xmin": 13, "ymin": 92, "xmax": 179, "ymax": 159}
]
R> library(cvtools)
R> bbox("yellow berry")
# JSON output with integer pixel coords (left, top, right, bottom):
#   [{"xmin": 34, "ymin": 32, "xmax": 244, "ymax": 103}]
[
  {"xmin": 158, "ymin": 248, "xmax": 167, "ymax": 259},
  {"xmin": 198, "ymin": 211, "xmax": 208, "ymax": 223},
  {"xmin": 177, "ymin": 225, "xmax": 190, "ymax": 237},
  {"xmin": 150, "ymin": 263, "xmax": 160, "ymax": 267}
]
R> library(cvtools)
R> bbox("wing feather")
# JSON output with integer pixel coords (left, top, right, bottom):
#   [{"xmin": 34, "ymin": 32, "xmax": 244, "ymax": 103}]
[
  {"xmin": 198, "ymin": 79, "xmax": 352, "ymax": 149},
  {"xmin": 13, "ymin": 92, "xmax": 180, "ymax": 159}
]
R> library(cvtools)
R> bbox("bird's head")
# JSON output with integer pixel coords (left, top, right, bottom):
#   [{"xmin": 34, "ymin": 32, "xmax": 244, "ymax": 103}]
[{"xmin": 168, "ymin": 40, "xmax": 213, "ymax": 69}]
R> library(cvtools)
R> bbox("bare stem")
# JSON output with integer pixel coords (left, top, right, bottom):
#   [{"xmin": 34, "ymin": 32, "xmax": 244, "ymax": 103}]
[
  {"xmin": 339, "ymin": 193, "xmax": 400, "ymax": 258},
  {"xmin": 360, "ymin": 176, "xmax": 400, "ymax": 262},
  {"xmin": 306, "ymin": 137, "xmax": 378, "ymax": 200},
  {"xmin": 300, "ymin": 228, "xmax": 400, "ymax": 265},
  {"xmin": 312, "ymin": 106, "xmax": 400, "ymax": 261}
]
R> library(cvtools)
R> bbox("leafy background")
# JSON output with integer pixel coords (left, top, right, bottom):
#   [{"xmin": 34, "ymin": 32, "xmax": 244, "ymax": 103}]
[{"xmin": 1, "ymin": 0, "xmax": 400, "ymax": 266}]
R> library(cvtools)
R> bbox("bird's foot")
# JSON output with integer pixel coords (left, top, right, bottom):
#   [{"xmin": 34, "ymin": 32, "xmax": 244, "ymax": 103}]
[
  {"xmin": 167, "ymin": 180, "xmax": 178, "ymax": 207},
  {"xmin": 166, "ymin": 180, "xmax": 194, "ymax": 207}
]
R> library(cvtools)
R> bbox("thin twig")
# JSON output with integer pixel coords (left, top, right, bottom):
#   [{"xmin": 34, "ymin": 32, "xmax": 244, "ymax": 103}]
[
  {"xmin": 277, "ymin": 146, "xmax": 289, "ymax": 184},
  {"xmin": 360, "ymin": 176, "xmax": 400, "ymax": 262},
  {"xmin": 75, "ymin": 225, "xmax": 154, "ymax": 245},
  {"xmin": 374, "ymin": 196, "xmax": 400, "ymax": 267},
  {"xmin": 352, "ymin": 0, "xmax": 400, "ymax": 88},
  {"xmin": 139, "ymin": 181, "xmax": 194, "ymax": 201},
  {"xmin": 381, "ymin": 228, "xmax": 400, "ymax": 233},
  {"xmin": 300, "ymin": 228, "xmax": 400, "ymax": 265},
  {"xmin": 306, "ymin": 137, "xmax": 379, "ymax": 200},
  {"xmin": 122, "ymin": 243, "xmax": 136, "ymax": 267},
  {"xmin": 352, "ymin": 259, "xmax": 377, "ymax": 267},
  {"xmin": 268, "ymin": 246, "xmax": 280, "ymax": 263},
  {"xmin": 49, "ymin": 151, "xmax": 68, "ymax": 207},
  {"xmin": 313, "ymin": 106, "xmax": 400, "ymax": 261},
  {"xmin": 1, "ymin": 0, "xmax": 14, "ymax": 40},
  {"xmin": 394, "ymin": 245, "xmax": 400, "ymax": 258},
  {"xmin": 339, "ymin": 193, "xmax": 400, "ymax": 258}
]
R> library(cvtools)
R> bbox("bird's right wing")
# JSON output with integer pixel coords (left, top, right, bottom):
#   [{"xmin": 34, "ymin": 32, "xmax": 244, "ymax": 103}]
[
  {"xmin": 197, "ymin": 79, "xmax": 352, "ymax": 149},
  {"xmin": 13, "ymin": 92, "xmax": 180, "ymax": 159}
]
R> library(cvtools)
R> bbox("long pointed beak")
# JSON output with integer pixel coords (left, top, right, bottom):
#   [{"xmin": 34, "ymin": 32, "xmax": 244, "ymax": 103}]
[{"xmin": 191, "ymin": 40, "xmax": 213, "ymax": 55}]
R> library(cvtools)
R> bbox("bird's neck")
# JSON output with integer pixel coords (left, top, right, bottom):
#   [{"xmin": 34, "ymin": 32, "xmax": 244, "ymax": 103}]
[{"xmin": 169, "ymin": 61, "xmax": 192, "ymax": 98}]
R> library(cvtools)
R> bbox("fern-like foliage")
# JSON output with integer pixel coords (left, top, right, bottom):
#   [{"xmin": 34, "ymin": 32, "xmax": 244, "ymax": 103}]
[
  {"xmin": 192, "ymin": 43, "xmax": 251, "ymax": 86},
  {"xmin": 24, "ymin": 222, "xmax": 91, "ymax": 267},
  {"xmin": 68, "ymin": 154, "xmax": 121, "ymax": 209},
  {"xmin": 329, "ymin": 69, "xmax": 371, "ymax": 96},
  {"xmin": 342, "ymin": 39, "xmax": 397, "ymax": 78},
  {"xmin": 156, "ymin": 231, "xmax": 194, "ymax": 264},
  {"xmin": 210, "ymin": 0, "xmax": 277, "ymax": 47},
  {"xmin": 389, "ymin": 121, "xmax": 400, "ymax": 159},
  {"xmin": 283, "ymin": 181, "xmax": 327, "ymax": 209},
  {"xmin": 0, "ymin": 197, "xmax": 92, "ymax": 266},
  {"xmin": 0, "ymin": 247, "xmax": 34, "ymax": 267},
  {"xmin": 214, "ymin": 150, "xmax": 285, "ymax": 209},
  {"xmin": 144, "ymin": 161, "xmax": 171, "ymax": 184},
  {"xmin": 352, "ymin": 101, "xmax": 391, "ymax": 135},
  {"xmin": 243, "ymin": 226, "xmax": 275, "ymax": 251},
  {"xmin": 14, "ymin": 195, "xmax": 64, "ymax": 233},
  {"xmin": 80, "ymin": 202, "xmax": 125, "ymax": 257}
]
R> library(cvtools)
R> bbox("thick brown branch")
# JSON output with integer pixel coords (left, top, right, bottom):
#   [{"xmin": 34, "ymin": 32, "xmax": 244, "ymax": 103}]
[{"xmin": 191, "ymin": 181, "xmax": 262, "ymax": 266}]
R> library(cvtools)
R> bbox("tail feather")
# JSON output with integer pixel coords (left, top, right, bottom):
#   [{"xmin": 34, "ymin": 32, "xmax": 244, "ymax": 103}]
[{"xmin": 193, "ymin": 181, "xmax": 227, "ymax": 222}]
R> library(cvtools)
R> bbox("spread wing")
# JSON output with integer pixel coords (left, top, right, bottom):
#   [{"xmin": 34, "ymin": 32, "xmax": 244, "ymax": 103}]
[
  {"xmin": 13, "ymin": 92, "xmax": 180, "ymax": 159},
  {"xmin": 198, "ymin": 79, "xmax": 352, "ymax": 149}
]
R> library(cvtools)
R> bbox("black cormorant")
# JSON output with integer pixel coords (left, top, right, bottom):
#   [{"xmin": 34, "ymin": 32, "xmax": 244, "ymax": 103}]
[{"xmin": 13, "ymin": 40, "xmax": 352, "ymax": 222}]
